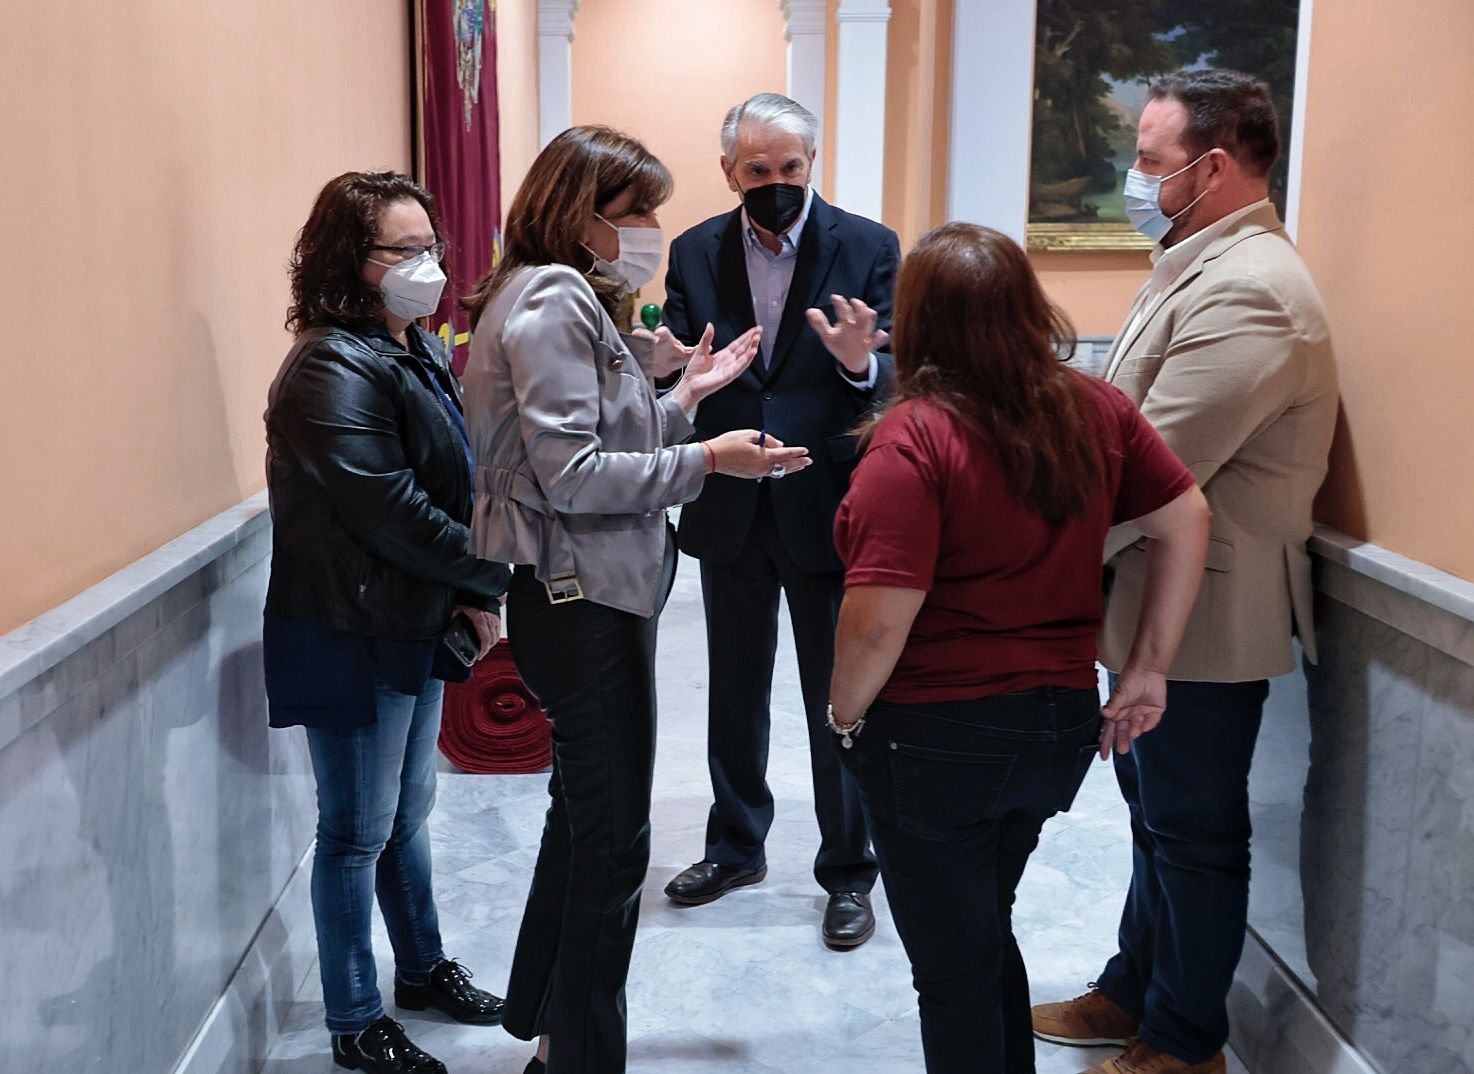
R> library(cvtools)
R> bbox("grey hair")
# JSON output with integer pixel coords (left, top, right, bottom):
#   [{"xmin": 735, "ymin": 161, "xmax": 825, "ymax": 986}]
[{"xmin": 720, "ymin": 93, "xmax": 819, "ymax": 158}]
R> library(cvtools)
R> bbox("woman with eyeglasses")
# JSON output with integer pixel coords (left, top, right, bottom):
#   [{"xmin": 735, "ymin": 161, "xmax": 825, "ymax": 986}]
[
  {"xmin": 263, "ymin": 171, "xmax": 513, "ymax": 1074},
  {"xmin": 827, "ymin": 224, "xmax": 1210, "ymax": 1074}
]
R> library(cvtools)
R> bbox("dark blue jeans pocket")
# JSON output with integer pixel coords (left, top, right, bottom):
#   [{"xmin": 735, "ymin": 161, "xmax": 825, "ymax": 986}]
[{"xmin": 887, "ymin": 740, "xmax": 1017, "ymax": 843}]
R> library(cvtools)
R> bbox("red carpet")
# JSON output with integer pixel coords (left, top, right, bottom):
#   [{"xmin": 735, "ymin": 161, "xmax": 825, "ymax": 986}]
[{"xmin": 439, "ymin": 639, "xmax": 551, "ymax": 774}]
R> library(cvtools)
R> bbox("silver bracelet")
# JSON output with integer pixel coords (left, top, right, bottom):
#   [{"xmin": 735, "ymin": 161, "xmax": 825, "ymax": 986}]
[{"xmin": 826, "ymin": 702, "xmax": 865, "ymax": 749}]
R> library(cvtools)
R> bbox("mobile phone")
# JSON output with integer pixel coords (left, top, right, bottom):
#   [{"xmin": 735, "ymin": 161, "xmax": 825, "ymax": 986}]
[{"xmin": 442, "ymin": 612, "xmax": 480, "ymax": 668}]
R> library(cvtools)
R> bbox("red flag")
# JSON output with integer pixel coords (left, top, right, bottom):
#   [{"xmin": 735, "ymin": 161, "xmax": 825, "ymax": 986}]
[{"xmin": 417, "ymin": 0, "xmax": 501, "ymax": 375}]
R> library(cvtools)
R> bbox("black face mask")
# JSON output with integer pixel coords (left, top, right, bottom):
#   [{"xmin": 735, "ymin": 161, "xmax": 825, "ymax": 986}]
[{"xmin": 741, "ymin": 182, "xmax": 806, "ymax": 234}]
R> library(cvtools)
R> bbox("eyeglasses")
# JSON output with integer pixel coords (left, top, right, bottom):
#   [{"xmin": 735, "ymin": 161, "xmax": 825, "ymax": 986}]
[{"xmin": 368, "ymin": 239, "xmax": 449, "ymax": 263}]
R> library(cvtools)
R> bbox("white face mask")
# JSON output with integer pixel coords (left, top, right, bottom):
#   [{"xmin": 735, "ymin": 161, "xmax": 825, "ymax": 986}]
[
  {"xmin": 584, "ymin": 214, "xmax": 664, "ymax": 293},
  {"xmin": 367, "ymin": 250, "xmax": 447, "ymax": 319},
  {"xmin": 1123, "ymin": 151, "xmax": 1211, "ymax": 242}
]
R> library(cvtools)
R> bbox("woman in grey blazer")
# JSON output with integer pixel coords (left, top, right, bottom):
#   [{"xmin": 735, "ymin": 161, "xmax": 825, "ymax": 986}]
[{"xmin": 460, "ymin": 126, "xmax": 810, "ymax": 1074}]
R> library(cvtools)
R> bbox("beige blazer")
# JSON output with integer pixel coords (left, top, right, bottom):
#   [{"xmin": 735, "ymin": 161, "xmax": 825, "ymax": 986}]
[
  {"xmin": 1099, "ymin": 205, "xmax": 1338, "ymax": 682},
  {"xmin": 461, "ymin": 265, "xmax": 706, "ymax": 618}
]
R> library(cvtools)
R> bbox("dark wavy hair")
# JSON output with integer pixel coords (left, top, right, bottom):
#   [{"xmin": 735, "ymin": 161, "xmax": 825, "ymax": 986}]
[
  {"xmin": 462, "ymin": 126, "xmax": 672, "ymax": 325},
  {"xmin": 883, "ymin": 223, "xmax": 1107, "ymax": 527},
  {"xmin": 1149, "ymin": 68, "xmax": 1281, "ymax": 178},
  {"xmin": 285, "ymin": 171, "xmax": 443, "ymax": 334}
]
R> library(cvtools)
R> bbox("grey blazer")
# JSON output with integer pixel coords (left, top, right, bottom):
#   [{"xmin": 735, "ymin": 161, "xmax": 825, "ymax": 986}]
[{"xmin": 461, "ymin": 264, "xmax": 707, "ymax": 618}]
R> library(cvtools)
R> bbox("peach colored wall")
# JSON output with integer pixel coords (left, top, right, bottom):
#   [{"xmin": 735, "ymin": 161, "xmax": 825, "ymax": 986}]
[
  {"xmin": 822, "ymin": 0, "xmax": 840, "ymax": 205},
  {"xmin": 568, "ymin": 0, "xmax": 788, "ymax": 311},
  {"xmin": 883, "ymin": 0, "xmax": 953, "ymax": 252},
  {"xmin": 496, "ymin": 0, "xmax": 540, "ymax": 208},
  {"xmin": 1297, "ymin": 0, "xmax": 1474, "ymax": 580},
  {"xmin": 0, "ymin": 3, "xmax": 412, "ymax": 633},
  {"xmin": 1032, "ymin": 251, "xmax": 1150, "ymax": 336}
]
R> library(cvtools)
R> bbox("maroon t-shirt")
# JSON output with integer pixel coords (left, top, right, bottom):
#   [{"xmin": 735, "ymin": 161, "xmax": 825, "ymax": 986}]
[{"xmin": 833, "ymin": 377, "xmax": 1194, "ymax": 703}]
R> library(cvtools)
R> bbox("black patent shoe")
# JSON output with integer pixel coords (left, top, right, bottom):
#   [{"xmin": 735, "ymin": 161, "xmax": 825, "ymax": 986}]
[
  {"xmin": 822, "ymin": 892, "xmax": 876, "ymax": 949},
  {"xmin": 395, "ymin": 958, "xmax": 505, "ymax": 1025},
  {"xmin": 332, "ymin": 1017, "xmax": 446, "ymax": 1073},
  {"xmin": 663, "ymin": 861, "xmax": 768, "ymax": 905}
]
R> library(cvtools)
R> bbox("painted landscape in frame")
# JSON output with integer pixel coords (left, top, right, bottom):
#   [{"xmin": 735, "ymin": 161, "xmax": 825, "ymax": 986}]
[{"xmin": 1027, "ymin": 1, "xmax": 1300, "ymax": 251}]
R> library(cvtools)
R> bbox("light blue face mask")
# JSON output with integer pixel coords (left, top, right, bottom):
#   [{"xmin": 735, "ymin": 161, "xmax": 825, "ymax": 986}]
[{"xmin": 1122, "ymin": 151, "xmax": 1211, "ymax": 242}]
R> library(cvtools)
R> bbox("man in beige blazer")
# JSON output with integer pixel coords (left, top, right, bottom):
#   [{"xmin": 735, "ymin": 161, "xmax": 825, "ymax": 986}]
[{"xmin": 1032, "ymin": 70, "xmax": 1338, "ymax": 1074}]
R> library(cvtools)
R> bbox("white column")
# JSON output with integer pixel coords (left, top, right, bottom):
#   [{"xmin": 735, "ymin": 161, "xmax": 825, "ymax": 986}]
[
  {"xmin": 833, "ymin": 0, "xmax": 891, "ymax": 220},
  {"xmin": 779, "ymin": 0, "xmax": 828, "ymax": 191},
  {"xmin": 946, "ymin": 0, "xmax": 1035, "ymax": 241},
  {"xmin": 537, "ymin": 0, "xmax": 581, "ymax": 148},
  {"xmin": 1283, "ymin": 0, "xmax": 1315, "ymax": 242}
]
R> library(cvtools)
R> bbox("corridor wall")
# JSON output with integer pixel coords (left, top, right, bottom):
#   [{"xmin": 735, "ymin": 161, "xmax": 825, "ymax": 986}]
[
  {"xmin": 567, "ymin": 0, "xmax": 789, "ymax": 311},
  {"xmin": 0, "ymin": 6, "xmax": 414, "ymax": 1074},
  {"xmin": 0, "ymin": 3, "xmax": 413, "ymax": 634}
]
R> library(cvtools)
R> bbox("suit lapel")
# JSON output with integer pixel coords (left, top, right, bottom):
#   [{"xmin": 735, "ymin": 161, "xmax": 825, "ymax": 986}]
[
  {"xmin": 1102, "ymin": 281, "xmax": 1151, "ymax": 380},
  {"xmin": 1107, "ymin": 204, "xmax": 1284, "ymax": 381},
  {"xmin": 705, "ymin": 210, "xmax": 765, "ymax": 389},
  {"xmin": 764, "ymin": 197, "xmax": 840, "ymax": 383},
  {"xmin": 711, "ymin": 209, "xmax": 756, "ymax": 340}
]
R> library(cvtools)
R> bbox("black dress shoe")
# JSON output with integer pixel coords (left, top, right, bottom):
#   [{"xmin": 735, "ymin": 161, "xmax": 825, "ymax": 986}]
[
  {"xmin": 332, "ymin": 1017, "xmax": 446, "ymax": 1073},
  {"xmin": 394, "ymin": 958, "xmax": 505, "ymax": 1025},
  {"xmin": 822, "ymin": 892, "xmax": 876, "ymax": 949},
  {"xmin": 664, "ymin": 861, "xmax": 768, "ymax": 905},
  {"xmin": 522, "ymin": 1060, "xmax": 546, "ymax": 1074}
]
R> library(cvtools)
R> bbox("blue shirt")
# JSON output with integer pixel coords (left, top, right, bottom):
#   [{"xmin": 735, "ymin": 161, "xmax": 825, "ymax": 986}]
[{"xmin": 741, "ymin": 186, "xmax": 877, "ymax": 386}]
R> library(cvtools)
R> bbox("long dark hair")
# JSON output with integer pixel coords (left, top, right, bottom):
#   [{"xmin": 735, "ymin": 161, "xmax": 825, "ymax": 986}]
[
  {"xmin": 286, "ymin": 171, "xmax": 442, "ymax": 334},
  {"xmin": 462, "ymin": 126, "xmax": 672, "ymax": 325},
  {"xmin": 885, "ymin": 223, "xmax": 1106, "ymax": 526}
]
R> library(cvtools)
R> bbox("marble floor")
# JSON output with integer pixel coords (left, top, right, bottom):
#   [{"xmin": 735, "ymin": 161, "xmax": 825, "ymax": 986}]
[{"xmin": 262, "ymin": 553, "xmax": 1250, "ymax": 1074}]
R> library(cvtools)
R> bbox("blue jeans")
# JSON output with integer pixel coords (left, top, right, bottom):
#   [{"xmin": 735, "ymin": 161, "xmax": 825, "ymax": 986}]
[
  {"xmin": 1096, "ymin": 678, "xmax": 1268, "ymax": 1063},
  {"xmin": 305, "ymin": 676, "xmax": 447, "ymax": 1034},
  {"xmin": 842, "ymin": 687, "xmax": 1101, "ymax": 1074}
]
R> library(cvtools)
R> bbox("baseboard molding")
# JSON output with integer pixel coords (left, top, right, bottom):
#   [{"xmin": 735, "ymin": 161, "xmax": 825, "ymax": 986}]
[
  {"xmin": 1230, "ymin": 929, "xmax": 1380, "ymax": 1074},
  {"xmin": 171, "ymin": 843, "xmax": 317, "ymax": 1074}
]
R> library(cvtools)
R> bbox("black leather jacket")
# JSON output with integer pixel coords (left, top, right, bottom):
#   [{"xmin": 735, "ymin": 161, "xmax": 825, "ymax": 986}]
[{"xmin": 264, "ymin": 322, "xmax": 510, "ymax": 640}]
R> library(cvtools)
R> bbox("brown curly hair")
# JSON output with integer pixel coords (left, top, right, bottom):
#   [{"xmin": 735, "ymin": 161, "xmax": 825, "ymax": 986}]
[{"xmin": 285, "ymin": 171, "xmax": 444, "ymax": 334}]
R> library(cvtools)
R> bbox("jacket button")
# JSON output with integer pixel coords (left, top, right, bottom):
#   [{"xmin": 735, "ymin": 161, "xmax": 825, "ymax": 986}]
[
  {"xmin": 763, "ymin": 392, "xmax": 773, "ymax": 401},
  {"xmin": 610, "ymin": 357, "xmax": 624, "ymax": 370}
]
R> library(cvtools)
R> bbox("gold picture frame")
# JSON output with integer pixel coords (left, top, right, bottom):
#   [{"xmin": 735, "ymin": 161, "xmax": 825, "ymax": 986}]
[
  {"xmin": 1027, "ymin": 224, "xmax": 1155, "ymax": 253},
  {"xmin": 1025, "ymin": 1, "xmax": 1300, "ymax": 253}
]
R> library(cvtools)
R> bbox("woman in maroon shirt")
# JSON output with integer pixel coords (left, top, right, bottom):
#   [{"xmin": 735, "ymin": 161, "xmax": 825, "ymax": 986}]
[{"xmin": 828, "ymin": 224, "xmax": 1210, "ymax": 1074}]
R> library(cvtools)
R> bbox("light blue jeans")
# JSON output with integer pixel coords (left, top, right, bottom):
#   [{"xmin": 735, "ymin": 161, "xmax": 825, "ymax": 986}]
[{"xmin": 305, "ymin": 676, "xmax": 447, "ymax": 1034}]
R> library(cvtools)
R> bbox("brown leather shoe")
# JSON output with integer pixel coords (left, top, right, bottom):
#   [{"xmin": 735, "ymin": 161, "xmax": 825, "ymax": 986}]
[
  {"xmin": 1078, "ymin": 1038, "xmax": 1226, "ymax": 1074},
  {"xmin": 1032, "ymin": 986, "xmax": 1140, "ymax": 1046}
]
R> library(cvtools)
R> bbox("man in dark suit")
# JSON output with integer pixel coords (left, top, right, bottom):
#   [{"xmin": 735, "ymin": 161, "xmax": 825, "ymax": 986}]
[{"xmin": 660, "ymin": 92, "xmax": 898, "ymax": 948}]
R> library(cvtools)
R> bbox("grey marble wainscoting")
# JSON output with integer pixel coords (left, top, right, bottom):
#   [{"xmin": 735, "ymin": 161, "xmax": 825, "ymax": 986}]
[
  {"xmin": 0, "ymin": 492, "xmax": 318, "ymax": 1074},
  {"xmin": 1237, "ymin": 528, "xmax": 1474, "ymax": 1074}
]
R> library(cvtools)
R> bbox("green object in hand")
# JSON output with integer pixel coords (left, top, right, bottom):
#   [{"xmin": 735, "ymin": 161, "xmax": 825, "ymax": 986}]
[{"xmin": 640, "ymin": 303, "xmax": 662, "ymax": 331}]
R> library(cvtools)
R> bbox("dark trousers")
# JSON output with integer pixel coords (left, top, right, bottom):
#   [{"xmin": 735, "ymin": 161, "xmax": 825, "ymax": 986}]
[
  {"xmin": 843, "ymin": 687, "xmax": 1101, "ymax": 1074},
  {"xmin": 1096, "ymin": 678, "xmax": 1269, "ymax": 1064},
  {"xmin": 501, "ymin": 539, "xmax": 676, "ymax": 1074},
  {"xmin": 698, "ymin": 494, "xmax": 877, "ymax": 893}
]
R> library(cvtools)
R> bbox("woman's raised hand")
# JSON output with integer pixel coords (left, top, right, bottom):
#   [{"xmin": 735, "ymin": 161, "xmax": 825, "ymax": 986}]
[
  {"xmin": 671, "ymin": 324, "xmax": 762, "ymax": 410},
  {"xmin": 630, "ymin": 325, "xmax": 695, "ymax": 380},
  {"xmin": 704, "ymin": 429, "xmax": 811, "ymax": 480}
]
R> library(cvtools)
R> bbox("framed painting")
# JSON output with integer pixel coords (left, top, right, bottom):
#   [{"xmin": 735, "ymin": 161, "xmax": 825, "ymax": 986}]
[{"xmin": 1026, "ymin": 0, "xmax": 1301, "ymax": 252}]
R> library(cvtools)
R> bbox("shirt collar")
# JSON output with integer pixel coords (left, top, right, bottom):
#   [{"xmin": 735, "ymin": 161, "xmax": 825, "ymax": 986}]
[
  {"xmin": 1148, "ymin": 197, "xmax": 1272, "ymax": 280},
  {"xmin": 741, "ymin": 184, "xmax": 815, "ymax": 255}
]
